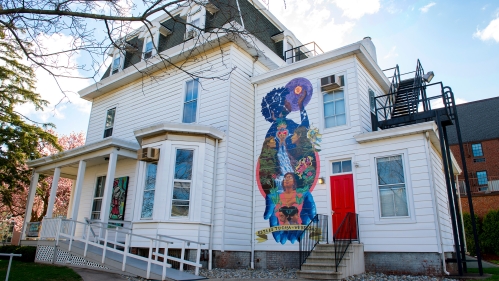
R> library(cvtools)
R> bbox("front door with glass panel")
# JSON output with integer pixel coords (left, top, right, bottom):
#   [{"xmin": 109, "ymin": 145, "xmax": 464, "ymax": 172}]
[{"xmin": 330, "ymin": 160, "xmax": 356, "ymax": 239}]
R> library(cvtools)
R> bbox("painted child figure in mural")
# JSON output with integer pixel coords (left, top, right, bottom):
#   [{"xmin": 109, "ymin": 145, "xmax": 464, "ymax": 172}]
[{"xmin": 257, "ymin": 77, "xmax": 320, "ymax": 245}]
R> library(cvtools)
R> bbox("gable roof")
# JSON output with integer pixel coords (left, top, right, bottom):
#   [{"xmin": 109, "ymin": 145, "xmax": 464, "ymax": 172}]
[{"xmin": 446, "ymin": 96, "xmax": 499, "ymax": 145}]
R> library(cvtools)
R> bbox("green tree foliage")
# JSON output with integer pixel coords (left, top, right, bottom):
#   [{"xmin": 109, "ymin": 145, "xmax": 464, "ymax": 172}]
[
  {"xmin": 481, "ymin": 210, "xmax": 499, "ymax": 255},
  {"xmin": 463, "ymin": 212, "xmax": 481, "ymax": 256},
  {"xmin": 0, "ymin": 27, "xmax": 60, "ymax": 211}
]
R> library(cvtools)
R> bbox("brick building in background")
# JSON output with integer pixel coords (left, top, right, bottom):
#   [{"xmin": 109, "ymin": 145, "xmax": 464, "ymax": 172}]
[{"xmin": 447, "ymin": 97, "xmax": 499, "ymax": 217}]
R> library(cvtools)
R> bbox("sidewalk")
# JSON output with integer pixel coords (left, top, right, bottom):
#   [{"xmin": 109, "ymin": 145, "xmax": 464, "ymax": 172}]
[
  {"xmin": 466, "ymin": 255, "xmax": 499, "ymax": 269},
  {"xmin": 73, "ymin": 268, "xmax": 129, "ymax": 281}
]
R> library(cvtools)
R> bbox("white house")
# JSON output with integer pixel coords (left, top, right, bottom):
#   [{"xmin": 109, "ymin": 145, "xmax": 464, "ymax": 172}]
[{"xmin": 24, "ymin": 0, "xmax": 470, "ymax": 279}]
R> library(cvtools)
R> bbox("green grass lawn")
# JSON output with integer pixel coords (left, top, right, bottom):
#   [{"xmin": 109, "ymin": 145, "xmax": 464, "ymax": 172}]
[
  {"xmin": 0, "ymin": 260, "xmax": 82, "ymax": 281},
  {"xmin": 468, "ymin": 267, "xmax": 499, "ymax": 281}
]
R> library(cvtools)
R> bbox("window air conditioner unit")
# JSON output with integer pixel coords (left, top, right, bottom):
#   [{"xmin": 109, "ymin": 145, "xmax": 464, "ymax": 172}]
[
  {"xmin": 137, "ymin": 147, "xmax": 160, "ymax": 162},
  {"xmin": 185, "ymin": 29, "xmax": 198, "ymax": 40},
  {"xmin": 320, "ymin": 75, "xmax": 344, "ymax": 91}
]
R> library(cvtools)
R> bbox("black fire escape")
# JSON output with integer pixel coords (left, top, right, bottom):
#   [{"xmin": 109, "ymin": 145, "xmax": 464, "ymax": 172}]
[{"xmin": 372, "ymin": 60, "xmax": 483, "ymax": 276}]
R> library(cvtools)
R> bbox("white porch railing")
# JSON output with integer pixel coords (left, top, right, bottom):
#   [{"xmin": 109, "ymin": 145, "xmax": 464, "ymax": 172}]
[
  {"xmin": 39, "ymin": 218, "xmax": 61, "ymax": 240},
  {"xmin": 52, "ymin": 218, "xmax": 204, "ymax": 279}
]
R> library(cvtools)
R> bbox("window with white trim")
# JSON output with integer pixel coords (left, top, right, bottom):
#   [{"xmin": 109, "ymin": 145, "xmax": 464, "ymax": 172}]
[
  {"xmin": 141, "ymin": 162, "xmax": 157, "ymax": 218},
  {"xmin": 171, "ymin": 149, "xmax": 194, "ymax": 217},
  {"xmin": 144, "ymin": 40, "xmax": 153, "ymax": 59},
  {"xmin": 376, "ymin": 155, "xmax": 409, "ymax": 217},
  {"xmin": 91, "ymin": 176, "xmax": 106, "ymax": 220},
  {"xmin": 182, "ymin": 79, "xmax": 199, "ymax": 123},
  {"xmin": 323, "ymin": 89, "xmax": 346, "ymax": 128},
  {"xmin": 103, "ymin": 108, "xmax": 116, "ymax": 138},
  {"xmin": 332, "ymin": 160, "xmax": 352, "ymax": 174},
  {"xmin": 111, "ymin": 56, "xmax": 121, "ymax": 74}
]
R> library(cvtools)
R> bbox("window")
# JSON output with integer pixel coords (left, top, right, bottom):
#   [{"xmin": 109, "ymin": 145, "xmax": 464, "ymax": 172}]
[
  {"xmin": 190, "ymin": 18, "xmax": 200, "ymax": 30},
  {"xmin": 111, "ymin": 56, "xmax": 121, "ymax": 74},
  {"xmin": 376, "ymin": 155, "xmax": 409, "ymax": 217},
  {"xmin": 144, "ymin": 40, "xmax": 153, "ymax": 59},
  {"xmin": 369, "ymin": 89, "xmax": 376, "ymax": 112},
  {"xmin": 472, "ymin": 143, "xmax": 483, "ymax": 157},
  {"xmin": 171, "ymin": 149, "xmax": 194, "ymax": 217},
  {"xmin": 323, "ymin": 89, "xmax": 346, "ymax": 128},
  {"xmin": 332, "ymin": 160, "xmax": 352, "ymax": 174},
  {"xmin": 182, "ymin": 79, "xmax": 199, "ymax": 123},
  {"xmin": 141, "ymin": 163, "xmax": 157, "ymax": 218},
  {"xmin": 477, "ymin": 171, "xmax": 488, "ymax": 186},
  {"xmin": 474, "ymin": 158, "xmax": 485, "ymax": 163},
  {"xmin": 103, "ymin": 108, "xmax": 116, "ymax": 138},
  {"xmin": 91, "ymin": 176, "xmax": 106, "ymax": 220}
]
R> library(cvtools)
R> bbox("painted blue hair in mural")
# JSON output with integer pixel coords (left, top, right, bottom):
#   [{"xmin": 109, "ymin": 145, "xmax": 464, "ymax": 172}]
[{"xmin": 256, "ymin": 77, "xmax": 320, "ymax": 245}]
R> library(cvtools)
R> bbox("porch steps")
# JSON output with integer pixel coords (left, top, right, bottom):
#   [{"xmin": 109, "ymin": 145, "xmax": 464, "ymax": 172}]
[
  {"xmin": 297, "ymin": 243, "xmax": 364, "ymax": 281},
  {"xmin": 57, "ymin": 240, "xmax": 206, "ymax": 281}
]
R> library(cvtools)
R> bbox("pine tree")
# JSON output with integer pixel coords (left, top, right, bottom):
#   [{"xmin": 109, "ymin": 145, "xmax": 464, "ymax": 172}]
[{"xmin": 0, "ymin": 27, "xmax": 60, "ymax": 210}]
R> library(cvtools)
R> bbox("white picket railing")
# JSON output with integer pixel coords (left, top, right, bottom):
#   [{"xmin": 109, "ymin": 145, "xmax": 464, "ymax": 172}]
[
  {"xmin": 39, "ymin": 218, "xmax": 61, "ymax": 239},
  {"xmin": 55, "ymin": 218, "xmax": 204, "ymax": 279}
]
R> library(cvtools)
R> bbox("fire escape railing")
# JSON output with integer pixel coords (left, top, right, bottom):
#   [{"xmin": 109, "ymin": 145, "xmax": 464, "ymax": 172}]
[
  {"xmin": 333, "ymin": 212, "xmax": 359, "ymax": 272},
  {"xmin": 376, "ymin": 65, "xmax": 401, "ymax": 122},
  {"xmin": 284, "ymin": 42, "xmax": 324, "ymax": 64},
  {"xmin": 298, "ymin": 214, "xmax": 328, "ymax": 269}
]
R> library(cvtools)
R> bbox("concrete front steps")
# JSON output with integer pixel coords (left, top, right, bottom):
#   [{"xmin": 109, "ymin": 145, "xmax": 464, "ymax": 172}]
[{"xmin": 297, "ymin": 243, "xmax": 365, "ymax": 280}]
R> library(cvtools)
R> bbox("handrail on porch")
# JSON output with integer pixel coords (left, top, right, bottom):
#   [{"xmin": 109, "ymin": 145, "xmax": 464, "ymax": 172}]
[{"xmin": 50, "ymin": 218, "xmax": 203, "ymax": 278}]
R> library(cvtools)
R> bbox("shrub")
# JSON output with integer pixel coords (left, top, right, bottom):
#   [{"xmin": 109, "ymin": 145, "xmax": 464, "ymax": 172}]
[
  {"xmin": 0, "ymin": 246, "xmax": 37, "ymax": 262},
  {"xmin": 481, "ymin": 210, "xmax": 499, "ymax": 256},
  {"xmin": 463, "ymin": 212, "xmax": 481, "ymax": 256}
]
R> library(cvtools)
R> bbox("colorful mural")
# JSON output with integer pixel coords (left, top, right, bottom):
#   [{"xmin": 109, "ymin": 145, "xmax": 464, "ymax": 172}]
[
  {"xmin": 256, "ymin": 77, "xmax": 321, "ymax": 244},
  {"xmin": 109, "ymin": 176, "xmax": 129, "ymax": 221}
]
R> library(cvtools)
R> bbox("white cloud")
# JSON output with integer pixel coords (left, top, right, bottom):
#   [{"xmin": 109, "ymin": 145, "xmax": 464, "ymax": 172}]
[
  {"xmin": 271, "ymin": 0, "xmax": 356, "ymax": 51},
  {"xmin": 15, "ymin": 33, "xmax": 91, "ymax": 123},
  {"xmin": 431, "ymin": 97, "xmax": 467, "ymax": 109},
  {"xmin": 474, "ymin": 17, "xmax": 499, "ymax": 42},
  {"xmin": 420, "ymin": 2, "xmax": 436, "ymax": 13},
  {"xmin": 383, "ymin": 46, "xmax": 398, "ymax": 59},
  {"xmin": 333, "ymin": 0, "xmax": 380, "ymax": 19}
]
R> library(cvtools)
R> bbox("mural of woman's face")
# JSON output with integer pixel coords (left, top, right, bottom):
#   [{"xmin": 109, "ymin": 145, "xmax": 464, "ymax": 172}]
[{"xmin": 283, "ymin": 173, "xmax": 295, "ymax": 191}]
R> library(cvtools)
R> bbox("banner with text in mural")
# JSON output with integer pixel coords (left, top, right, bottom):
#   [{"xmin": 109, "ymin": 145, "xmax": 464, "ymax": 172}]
[{"xmin": 256, "ymin": 77, "xmax": 322, "ymax": 245}]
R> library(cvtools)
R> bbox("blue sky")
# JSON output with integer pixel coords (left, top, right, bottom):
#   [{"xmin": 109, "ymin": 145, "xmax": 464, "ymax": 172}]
[{"xmin": 24, "ymin": 0, "xmax": 499, "ymax": 137}]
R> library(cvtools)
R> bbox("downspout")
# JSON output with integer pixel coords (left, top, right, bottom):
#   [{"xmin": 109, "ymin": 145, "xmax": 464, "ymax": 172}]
[
  {"xmin": 235, "ymin": 0, "xmax": 245, "ymax": 30},
  {"xmin": 424, "ymin": 131, "xmax": 449, "ymax": 275},
  {"xmin": 221, "ymin": 51, "xmax": 234, "ymax": 252},
  {"xmin": 209, "ymin": 139, "xmax": 219, "ymax": 270},
  {"xmin": 250, "ymin": 56, "xmax": 259, "ymax": 269}
]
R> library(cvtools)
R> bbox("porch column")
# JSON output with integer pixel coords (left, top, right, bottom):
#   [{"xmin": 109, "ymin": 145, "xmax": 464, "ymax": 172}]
[
  {"xmin": 67, "ymin": 179, "xmax": 76, "ymax": 218},
  {"xmin": 46, "ymin": 167, "xmax": 61, "ymax": 218},
  {"xmin": 100, "ymin": 149, "xmax": 118, "ymax": 224},
  {"xmin": 21, "ymin": 172, "xmax": 39, "ymax": 240},
  {"xmin": 70, "ymin": 160, "xmax": 87, "ymax": 221}
]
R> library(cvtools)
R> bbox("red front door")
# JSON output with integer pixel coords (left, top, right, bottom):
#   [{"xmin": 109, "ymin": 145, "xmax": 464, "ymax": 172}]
[{"xmin": 330, "ymin": 174, "xmax": 356, "ymax": 238}]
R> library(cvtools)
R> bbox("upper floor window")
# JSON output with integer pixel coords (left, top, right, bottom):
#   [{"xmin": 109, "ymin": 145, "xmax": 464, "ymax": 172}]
[
  {"xmin": 477, "ymin": 170, "xmax": 488, "ymax": 186},
  {"xmin": 472, "ymin": 143, "xmax": 483, "ymax": 157},
  {"xmin": 141, "ymin": 162, "xmax": 157, "ymax": 218},
  {"xmin": 369, "ymin": 88, "xmax": 376, "ymax": 112},
  {"xmin": 171, "ymin": 149, "xmax": 194, "ymax": 217},
  {"xmin": 103, "ymin": 108, "xmax": 116, "ymax": 138},
  {"xmin": 323, "ymin": 89, "xmax": 346, "ymax": 128},
  {"xmin": 111, "ymin": 56, "xmax": 121, "ymax": 75},
  {"xmin": 91, "ymin": 176, "xmax": 106, "ymax": 220},
  {"xmin": 332, "ymin": 160, "xmax": 352, "ymax": 174},
  {"xmin": 144, "ymin": 40, "xmax": 153, "ymax": 59},
  {"xmin": 182, "ymin": 79, "xmax": 199, "ymax": 123},
  {"xmin": 376, "ymin": 155, "xmax": 409, "ymax": 217}
]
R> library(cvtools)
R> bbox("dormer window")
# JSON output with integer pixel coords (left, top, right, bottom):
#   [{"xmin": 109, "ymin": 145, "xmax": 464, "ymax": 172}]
[
  {"xmin": 144, "ymin": 40, "xmax": 153, "ymax": 59},
  {"xmin": 112, "ymin": 56, "xmax": 121, "ymax": 75},
  {"xmin": 185, "ymin": 18, "xmax": 200, "ymax": 40}
]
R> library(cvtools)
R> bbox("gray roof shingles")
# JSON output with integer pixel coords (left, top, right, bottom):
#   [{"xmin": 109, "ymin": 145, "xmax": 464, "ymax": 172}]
[{"xmin": 446, "ymin": 96, "xmax": 499, "ymax": 145}]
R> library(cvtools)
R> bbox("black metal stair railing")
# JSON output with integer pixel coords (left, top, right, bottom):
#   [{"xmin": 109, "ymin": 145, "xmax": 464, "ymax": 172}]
[
  {"xmin": 298, "ymin": 214, "xmax": 328, "ymax": 269},
  {"xmin": 333, "ymin": 212, "xmax": 359, "ymax": 272}
]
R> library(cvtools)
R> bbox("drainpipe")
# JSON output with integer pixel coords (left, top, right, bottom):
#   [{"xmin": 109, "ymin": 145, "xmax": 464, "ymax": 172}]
[
  {"xmin": 424, "ymin": 131, "xmax": 449, "ymax": 275},
  {"xmin": 209, "ymin": 139, "xmax": 219, "ymax": 270},
  {"xmin": 250, "ymin": 56, "xmax": 259, "ymax": 270}
]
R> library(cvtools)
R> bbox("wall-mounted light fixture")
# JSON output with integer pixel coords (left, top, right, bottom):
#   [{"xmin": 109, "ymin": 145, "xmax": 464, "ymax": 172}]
[
  {"xmin": 423, "ymin": 71, "xmax": 434, "ymax": 83},
  {"xmin": 318, "ymin": 177, "xmax": 325, "ymax": 184}
]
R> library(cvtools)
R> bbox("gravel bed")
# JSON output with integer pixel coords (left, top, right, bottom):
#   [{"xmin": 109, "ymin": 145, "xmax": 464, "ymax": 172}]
[{"xmin": 123, "ymin": 269, "xmax": 461, "ymax": 280}]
